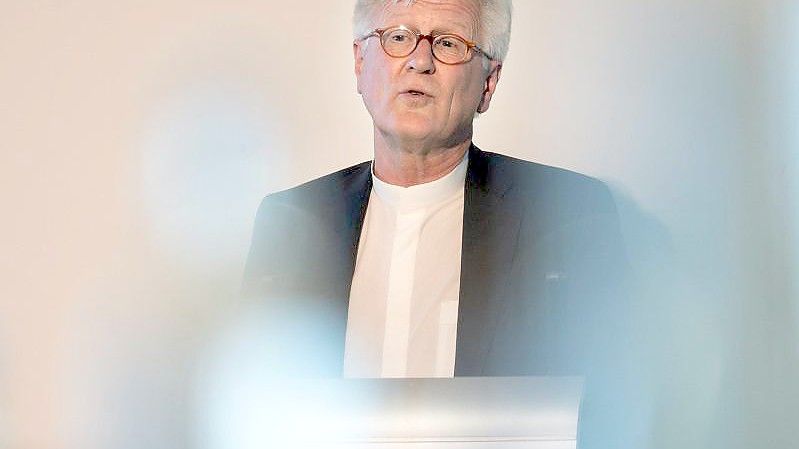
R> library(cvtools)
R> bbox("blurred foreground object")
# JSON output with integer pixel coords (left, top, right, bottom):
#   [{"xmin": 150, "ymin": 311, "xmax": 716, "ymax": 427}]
[{"xmin": 200, "ymin": 376, "xmax": 582, "ymax": 449}]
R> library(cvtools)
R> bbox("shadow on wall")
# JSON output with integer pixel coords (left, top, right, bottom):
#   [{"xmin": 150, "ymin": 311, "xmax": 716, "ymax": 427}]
[{"xmin": 609, "ymin": 184, "xmax": 734, "ymax": 449}]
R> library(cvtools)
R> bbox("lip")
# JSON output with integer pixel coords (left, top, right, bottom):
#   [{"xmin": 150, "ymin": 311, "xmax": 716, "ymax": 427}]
[{"xmin": 398, "ymin": 87, "xmax": 434, "ymax": 98}]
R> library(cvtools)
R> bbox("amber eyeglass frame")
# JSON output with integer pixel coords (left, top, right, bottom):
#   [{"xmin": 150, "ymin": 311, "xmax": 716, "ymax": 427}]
[{"xmin": 358, "ymin": 25, "xmax": 491, "ymax": 65}]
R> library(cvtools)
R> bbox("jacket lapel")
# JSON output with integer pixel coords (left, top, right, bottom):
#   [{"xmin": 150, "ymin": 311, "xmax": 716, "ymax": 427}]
[
  {"xmin": 336, "ymin": 162, "xmax": 373, "ymax": 307},
  {"xmin": 455, "ymin": 145, "xmax": 523, "ymax": 376}
]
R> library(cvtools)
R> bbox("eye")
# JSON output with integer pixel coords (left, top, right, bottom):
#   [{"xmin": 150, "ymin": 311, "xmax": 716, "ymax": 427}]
[
  {"xmin": 435, "ymin": 36, "xmax": 467, "ymax": 51},
  {"xmin": 439, "ymin": 37, "xmax": 457, "ymax": 48},
  {"xmin": 384, "ymin": 29, "xmax": 413, "ymax": 44}
]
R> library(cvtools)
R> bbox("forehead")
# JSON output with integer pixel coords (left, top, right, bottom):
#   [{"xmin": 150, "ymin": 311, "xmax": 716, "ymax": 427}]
[{"xmin": 377, "ymin": 0, "xmax": 480, "ymax": 38}]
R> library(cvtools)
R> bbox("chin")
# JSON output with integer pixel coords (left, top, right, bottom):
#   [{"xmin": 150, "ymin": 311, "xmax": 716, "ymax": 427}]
[
  {"xmin": 387, "ymin": 113, "xmax": 437, "ymax": 139},
  {"xmin": 390, "ymin": 126, "xmax": 436, "ymax": 144}
]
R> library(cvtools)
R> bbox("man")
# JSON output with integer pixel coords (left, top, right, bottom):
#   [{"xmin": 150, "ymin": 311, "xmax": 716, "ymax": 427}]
[{"xmin": 242, "ymin": 0, "xmax": 628, "ymax": 380}]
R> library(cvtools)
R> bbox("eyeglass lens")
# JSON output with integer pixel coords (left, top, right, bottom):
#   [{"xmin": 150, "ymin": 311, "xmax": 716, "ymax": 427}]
[{"xmin": 381, "ymin": 28, "xmax": 469, "ymax": 63}]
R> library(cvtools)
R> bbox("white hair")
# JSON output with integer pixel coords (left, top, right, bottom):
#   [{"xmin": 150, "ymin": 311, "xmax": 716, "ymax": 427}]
[{"xmin": 353, "ymin": 0, "xmax": 512, "ymax": 63}]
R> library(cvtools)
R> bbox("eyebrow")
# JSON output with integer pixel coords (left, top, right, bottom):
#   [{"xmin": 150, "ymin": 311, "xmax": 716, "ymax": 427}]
[{"xmin": 429, "ymin": 28, "xmax": 471, "ymax": 38}]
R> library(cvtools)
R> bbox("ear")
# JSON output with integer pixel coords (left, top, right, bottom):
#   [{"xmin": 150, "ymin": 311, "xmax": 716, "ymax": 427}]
[
  {"xmin": 353, "ymin": 40, "xmax": 365, "ymax": 94},
  {"xmin": 477, "ymin": 62, "xmax": 502, "ymax": 114}
]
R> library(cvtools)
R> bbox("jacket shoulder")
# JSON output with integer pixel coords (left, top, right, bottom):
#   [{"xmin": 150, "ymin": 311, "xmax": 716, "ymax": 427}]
[
  {"xmin": 478, "ymin": 149, "xmax": 616, "ymax": 216},
  {"xmin": 243, "ymin": 161, "xmax": 370, "ymax": 296},
  {"xmin": 263, "ymin": 161, "xmax": 371, "ymax": 208}
]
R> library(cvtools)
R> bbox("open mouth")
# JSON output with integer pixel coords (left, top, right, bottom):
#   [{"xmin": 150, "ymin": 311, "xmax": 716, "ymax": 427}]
[{"xmin": 401, "ymin": 88, "xmax": 432, "ymax": 97}]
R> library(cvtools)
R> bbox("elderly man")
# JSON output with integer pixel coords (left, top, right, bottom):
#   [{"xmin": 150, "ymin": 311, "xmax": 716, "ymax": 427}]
[{"xmin": 243, "ymin": 0, "xmax": 627, "ymax": 379}]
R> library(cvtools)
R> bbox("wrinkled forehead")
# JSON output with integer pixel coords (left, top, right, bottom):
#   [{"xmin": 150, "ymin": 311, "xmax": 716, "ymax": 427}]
[{"xmin": 375, "ymin": 0, "xmax": 481, "ymax": 39}]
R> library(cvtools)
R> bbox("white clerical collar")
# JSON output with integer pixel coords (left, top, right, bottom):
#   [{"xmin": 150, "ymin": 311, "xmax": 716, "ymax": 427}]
[{"xmin": 371, "ymin": 151, "xmax": 469, "ymax": 211}]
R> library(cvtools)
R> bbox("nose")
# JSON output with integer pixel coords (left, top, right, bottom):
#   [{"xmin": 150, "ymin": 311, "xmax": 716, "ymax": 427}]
[{"xmin": 405, "ymin": 36, "xmax": 436, "ymax": 74}]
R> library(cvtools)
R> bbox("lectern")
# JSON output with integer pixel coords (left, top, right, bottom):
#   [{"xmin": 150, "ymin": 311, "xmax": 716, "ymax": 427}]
[{"xmin": 225, "ymin": 377, "xmax": 583, "ymax": 449}]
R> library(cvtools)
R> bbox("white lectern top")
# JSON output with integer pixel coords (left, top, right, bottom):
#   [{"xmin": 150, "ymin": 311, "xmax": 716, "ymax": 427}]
[{"xmin": 209, "ymin": 376, "xmax": 583, "ymax": 449}]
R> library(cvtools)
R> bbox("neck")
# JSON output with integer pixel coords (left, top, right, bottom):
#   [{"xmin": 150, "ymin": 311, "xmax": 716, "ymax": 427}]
[{"xmin": 372, "ymin": 129, "xmax": 472, "ymax": 187}]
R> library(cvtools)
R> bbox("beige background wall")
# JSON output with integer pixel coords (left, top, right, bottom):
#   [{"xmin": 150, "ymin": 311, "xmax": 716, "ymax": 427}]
[{"xmin": 1, "ymin": 1, "xmax": 796, "ymax": 448}]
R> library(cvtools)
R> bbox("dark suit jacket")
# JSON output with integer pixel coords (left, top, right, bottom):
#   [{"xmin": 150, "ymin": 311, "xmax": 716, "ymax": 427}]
[{"xmin": 242, "ymin": 144, "xmax": 629, "ymax": 378}]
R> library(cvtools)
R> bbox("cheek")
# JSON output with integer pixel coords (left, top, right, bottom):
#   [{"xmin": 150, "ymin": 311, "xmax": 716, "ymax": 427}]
[
  {"xmin": 468, "ymin": 72, "xmax": 487, "ymax": 102},
  {"xmin": 361, "ymin": 64, "xmax": 391, "ymax": 107},
  {"xmin": 450, "ymin": 74, "xmax": 485, "ymax": 115}
]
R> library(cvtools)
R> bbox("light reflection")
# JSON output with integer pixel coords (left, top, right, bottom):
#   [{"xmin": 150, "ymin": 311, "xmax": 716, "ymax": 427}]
[{"xmin": 139, "ymin": 80, "xmax": 285, "ymax": 272}]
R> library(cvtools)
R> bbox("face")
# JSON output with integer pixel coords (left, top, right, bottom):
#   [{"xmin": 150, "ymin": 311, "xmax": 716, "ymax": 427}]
[{"xmin": 354, "ymin": 0, "xmax": 502, "ymax": 151}]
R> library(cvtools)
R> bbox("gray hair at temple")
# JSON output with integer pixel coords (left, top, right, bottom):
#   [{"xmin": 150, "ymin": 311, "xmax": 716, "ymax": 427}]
[{"xmin": 353, "ymin": 0, "xmax": 513, "ymax": 64}]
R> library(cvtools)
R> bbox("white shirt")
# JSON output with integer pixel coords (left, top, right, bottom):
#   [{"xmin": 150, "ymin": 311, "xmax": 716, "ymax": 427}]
[{"xmin": 343, "ymin": 153, "xmax": 468, "ymax": 378}]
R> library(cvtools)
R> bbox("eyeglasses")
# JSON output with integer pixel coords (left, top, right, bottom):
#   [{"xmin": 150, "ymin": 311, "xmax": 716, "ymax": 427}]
[{"xmin": 359, "ymin": 25, "xmax": 490, "ymax": 65}]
